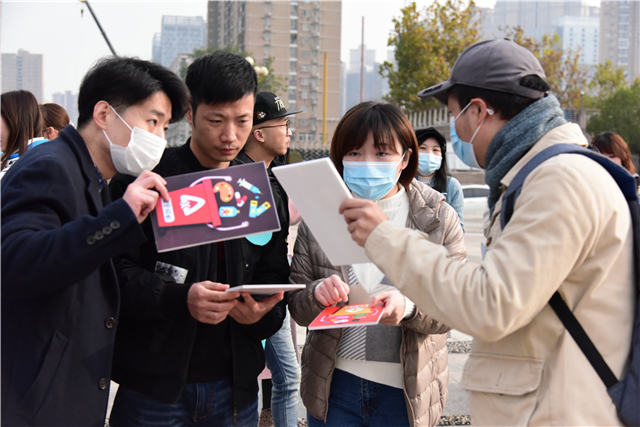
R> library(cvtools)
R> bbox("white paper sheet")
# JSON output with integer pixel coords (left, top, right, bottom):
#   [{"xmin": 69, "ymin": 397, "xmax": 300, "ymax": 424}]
[
  {"xmin": 272, "ymin": 158, "xmax": 370, "ymax": 265},
  {"xmin": 225, "ymin": 284, "xmax": 306, "ymax": 295}
]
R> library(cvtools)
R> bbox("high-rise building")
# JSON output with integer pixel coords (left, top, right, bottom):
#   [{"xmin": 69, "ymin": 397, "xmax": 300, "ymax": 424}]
[
  {"xmin": 340, "ymin": 45, "xmax": 389, "ymax": 116},
  {"xmin": 156, "ymin": 16, "xmax": 206, "ymax": 68},
  {"xmin": 207, "ymin": 1, "xmax": 342, "ymax": 155},
  {"xmin": 599, "ymin": 1, "xmax": 640, "ymax": 82},
  {"xmin": 554, "ymin": 16, "xmax": 600, "ymax": 66},
  {"xmin": 52, "ymin": 91, "xmax": 79, "ymax": 127},
  {"xmin": 2, "ymin": 50, "xmax": 43, "ymax": 102},
  {"xmin": 493, "ymin": 1, "xmax": 585, "ymax": 37}
]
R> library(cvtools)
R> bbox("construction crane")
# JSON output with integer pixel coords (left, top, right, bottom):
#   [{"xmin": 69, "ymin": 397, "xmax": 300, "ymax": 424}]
[{"xmin": 79, "ymin": 0, "xmax": 117, "ymax": 57}]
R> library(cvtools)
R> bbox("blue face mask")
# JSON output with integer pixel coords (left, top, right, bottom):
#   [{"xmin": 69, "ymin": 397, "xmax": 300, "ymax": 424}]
[
  {"xmin": 342, "ymin": 154, "xmax": 405, "ymax": 201},
  {"xmin": 450, "ymin": 102, "xmax": 493, "ymax": 169},
  {"xmin": 418, "ymin": 153, "xmax": 442, "ymax": 175}
]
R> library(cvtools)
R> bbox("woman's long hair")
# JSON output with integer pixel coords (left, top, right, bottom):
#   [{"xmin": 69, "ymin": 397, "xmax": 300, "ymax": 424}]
[
  {"xmin": 40, "ymin": 103, "xmax": 70, "ymax": 132},
  {"xmin": 591, "ymin": 132, "xmax": 636, "ymax": 174},
  {"xmin": 1, "ymin": 90, "xmax": 43, "ymax": 169},
  {"xmin": 415, "ymin": 127, "xmax": 448, "ymax": 194}
]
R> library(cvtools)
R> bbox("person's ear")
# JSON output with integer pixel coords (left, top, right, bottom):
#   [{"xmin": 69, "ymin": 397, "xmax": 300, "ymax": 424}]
[
  {"xmin": 254, "ymin": 129, "xmax": 265, "ymax": 143},
  {"xmin": 185, "ymin": 106, "xmax": 194, "ymax": 126},
  {"xmin": 93, "ymin": 101, "xmax": 111, "ymax": 130},
  {"xmin": 400, "ymin": 148, "xmax": 412, "ymax": 170},
  {"xmin": 44, "ymin": 127, "xmax": 56, "ymax": 140}
]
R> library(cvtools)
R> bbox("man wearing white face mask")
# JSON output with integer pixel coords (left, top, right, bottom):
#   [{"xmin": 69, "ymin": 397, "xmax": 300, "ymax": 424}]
[
  {"xmin": 340, "ymin": 39, "xmax": 635, "ymax": 426},
  {"xmin": 1, "ymin": 57, "xmax": 190, "ymax": 427}
]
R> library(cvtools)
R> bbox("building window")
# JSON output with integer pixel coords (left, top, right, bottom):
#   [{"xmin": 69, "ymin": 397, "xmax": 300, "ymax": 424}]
[
  {"xmin": 313, "ymin": 24, "xmax": 319, "ymax": 32},
  {"xmin": 264, "ymin": 31, "xmax": 271, "ymax": 41},
  {"xmin": 301, "ymin": 64, "xmax": 310, "ymax": 72},
  {"xmin": 303, "ymin": 10, "xmax": 311, "ymax": 17},
  {"xmin": 290, "ymin": 34, "xmax": 298, "ymax": 44},
  {"xmin": 312, "ymin": 105, "xmax": 317, "ymax": 114},
  {"xmin": 300, "ymin": 119, "xmax": 309, "ymax": 126},
  {"xmin": 302, "ymin": 23, "xmax": 310, "ymax": 32},
  {"xmin": 290, "ymin": 61, "xmax": 298, "ymax": 72},
  {"xmin": 301, "ymin": 77, "xmax": 309, "ymax": 86},
  {"xmin": 265, "ymin": 17, "xmax": 271, "ymax": 27},
  {"xmin": 291, "ymin": 4, "xmax": 298, "ymax": 16},
  {"xmin": 302, "ymin": 50, "xmax": 311, "ymax": 59},
  {"xmin": 301, "ymin": 91, "xmax": 309, "ymax": 99},
  {"xmin": 312, "ymin": 65, "xmax": 318, "ymax": 74},
  {"xmin": 289, "ymin": 89, "xmax": 297, "ymax": 101},
  {"xmin": 290, "ymin": 19, "xmax": 298, "ymax": 31},
  {"xmin": 265, "ymin": 3, "xmax": 272, "ymax": 13},
  {"xmin": 264, "ymin": 46, "xmax": 271, "ymax": 55},
  {"xmin": 290, "ymin": 47, "xmax": 298, "ymax": 57},
  {"xmin": 302, "ymin": 37, "xmax": 310, "ymax": 45}
]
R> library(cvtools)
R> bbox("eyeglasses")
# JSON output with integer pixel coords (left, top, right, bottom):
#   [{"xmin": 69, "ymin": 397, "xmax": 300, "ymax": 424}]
[{"xmin": 257, "ymin": 119, "xmax": 291, "ymax": 133}]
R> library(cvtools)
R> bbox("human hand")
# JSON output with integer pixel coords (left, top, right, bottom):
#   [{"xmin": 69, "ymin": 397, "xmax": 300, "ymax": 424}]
[
  {"xmin": 370, "ymin": 291, "xmax": 405, "ymax": 326},
  {"xmin": 314, "ymin": 274, "xmax": 350, "ymax": 306},
  {"xmin": 122, "ymin": 170, "xmax": 170, "ymax": 223},
  {"xmin": 229, "ymin": 292, "xmax": 284, "ymax": 325},
  {"xmin": 339, "ymin": 198, "xmax": 388, "ymax": 247},
  {"xmin": 187, "ymin": 281, "xmax": 239, "ymax": 324}
]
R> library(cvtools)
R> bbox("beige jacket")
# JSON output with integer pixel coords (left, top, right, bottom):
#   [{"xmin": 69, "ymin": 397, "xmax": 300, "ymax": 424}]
[
  {"xmin": 289, "ymin": 180, "xmax": 467, "ymax": 427},
  {"xmin": 364, "ymin": 124, "xmax": 635, "ymax": 426}
]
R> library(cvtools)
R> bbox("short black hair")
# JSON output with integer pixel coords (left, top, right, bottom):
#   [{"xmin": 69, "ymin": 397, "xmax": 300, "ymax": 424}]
[
  {"xmin": 415, "ymin": 127, "xmax": 448, "ymax": 194},
  {"xmin": 449, "ymin": 75, "xmax": 550, "ymax": 121},
  {"xmin": 185, "ymin": 51, "xmax": 257, "ymax": 116},
  {"xmin": 77, "ymin": 57, "xmax": 190, "ymax": 129}
]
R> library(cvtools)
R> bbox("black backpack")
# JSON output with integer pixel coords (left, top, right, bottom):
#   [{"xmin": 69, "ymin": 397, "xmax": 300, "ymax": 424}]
[{"xmin": 500, "ymin": 144, "xmax": 640, "ymax": 427}]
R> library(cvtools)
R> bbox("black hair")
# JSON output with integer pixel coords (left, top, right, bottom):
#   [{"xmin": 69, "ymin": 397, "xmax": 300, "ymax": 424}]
[
  {"xmin": 185, "ymin": 51, "xmax": 258, "ymax": 117},
  {"xmin": 415, "ymin": 127, "xmax": 448, "ymax": 193},
  {"xmin": 449, "ymin": 75, "xmax": 550, "ymax": 121},
  {"xmin": 77, "ymin": 57, "xmax": 190, "ymax": 129}
]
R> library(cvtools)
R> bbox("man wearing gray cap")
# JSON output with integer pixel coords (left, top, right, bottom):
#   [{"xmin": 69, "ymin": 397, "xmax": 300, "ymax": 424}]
[{"xmin": 339, "ymin": 39, "xmax": 634, "ymax": 425}]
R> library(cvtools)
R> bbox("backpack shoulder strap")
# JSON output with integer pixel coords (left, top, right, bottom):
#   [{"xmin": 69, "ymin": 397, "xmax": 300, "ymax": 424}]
[{"xmin": 499, "ymin": 143, "xmax": 640, "ymax": 390}]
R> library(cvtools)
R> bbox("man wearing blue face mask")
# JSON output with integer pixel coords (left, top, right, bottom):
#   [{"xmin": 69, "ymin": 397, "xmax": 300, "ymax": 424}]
[
  {"xmin": 1, "ymin": 57, "xmax": 190, "ymax": 426},
  {"xmin": 340, "ymin": 38, "xmax": 634, "ymax": 426}
]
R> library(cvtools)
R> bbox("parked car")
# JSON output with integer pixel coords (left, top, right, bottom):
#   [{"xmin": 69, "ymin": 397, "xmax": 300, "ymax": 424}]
[{"xmin": 462, "ymin": 184, "xmax": 489, "ymax": 218}]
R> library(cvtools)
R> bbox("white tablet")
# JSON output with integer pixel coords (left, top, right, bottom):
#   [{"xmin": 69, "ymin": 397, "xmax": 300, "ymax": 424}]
[
  {"xmin": 272, "ymin": 158, "xmax": 369, "ymax": 265},
  {"xmin": 225, "ymin": 284, "xmax": 306, "ymax": 295}
]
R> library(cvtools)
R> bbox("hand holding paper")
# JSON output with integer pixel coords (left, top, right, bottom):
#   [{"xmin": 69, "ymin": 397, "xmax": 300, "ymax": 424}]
[
  {"xmin": 370, "ymin": 291, "xmax": 406, "ymax": 326},
  {"xmin": 315, "ymin": 274, "xmax": 350, "ymax": 306},
  {"xmin": 229, "ymin": 292, "xmax": 284, "ymax": 325}
]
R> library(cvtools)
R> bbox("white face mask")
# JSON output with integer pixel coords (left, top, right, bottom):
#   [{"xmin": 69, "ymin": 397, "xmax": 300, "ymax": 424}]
[{"xmin": 102, "ymin": 105, "xmax": 167, "ymax": 176}]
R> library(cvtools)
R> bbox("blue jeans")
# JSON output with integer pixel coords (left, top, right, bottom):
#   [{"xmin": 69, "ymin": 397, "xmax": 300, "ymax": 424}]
[
  {"xmin": 265, "ymin": 309, "xmax": 301, "ymax": 427},
  {"xmin": 306, "ymin": 369, "xmax": 410, "ymax": 427},
  {"xmin": 109, "ymin": 381, "xmax": 258, "ymax": 427}
]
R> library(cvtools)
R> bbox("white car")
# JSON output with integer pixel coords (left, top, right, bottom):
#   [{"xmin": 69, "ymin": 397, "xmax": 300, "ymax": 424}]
[{"xmin": 462, "ymin": 184, "xmax": 489, "ymax": 218}]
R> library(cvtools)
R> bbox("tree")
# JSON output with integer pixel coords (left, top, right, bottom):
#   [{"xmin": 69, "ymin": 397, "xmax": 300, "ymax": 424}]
[
  {"xmin": 587, "ymin": 79, "xmax": 640, "ymax": 154},
  {"xmin": 380, "ymin": 0, "xmax": 482, "ymax": 112},
  {"xmin": 585, "ymin": 60, "xmax": 627, "ymax": 107},
  {"xmin": 503, "ymin": 26, "xmax": 590, "ymax": 109},
  {"xmin": 179, "ymin": 46, "xmax": 288, "ymax": 94}
]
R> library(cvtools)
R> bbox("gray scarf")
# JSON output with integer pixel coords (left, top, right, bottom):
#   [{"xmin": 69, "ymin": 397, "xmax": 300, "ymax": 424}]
[{"xmin": 485, "ymin": 95, "xmax": 567, "ymax": 214}]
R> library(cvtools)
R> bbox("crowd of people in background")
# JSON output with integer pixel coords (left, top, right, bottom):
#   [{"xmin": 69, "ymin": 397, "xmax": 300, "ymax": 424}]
[{"xmin": 1, "ymin": 37, "xmax": 638, "ymax": 427}]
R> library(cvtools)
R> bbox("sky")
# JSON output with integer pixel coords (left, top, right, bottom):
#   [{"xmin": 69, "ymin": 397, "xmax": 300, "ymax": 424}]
[{"xmin": 2, "ymin": 0, "xmax": 598, "ymax": 102}]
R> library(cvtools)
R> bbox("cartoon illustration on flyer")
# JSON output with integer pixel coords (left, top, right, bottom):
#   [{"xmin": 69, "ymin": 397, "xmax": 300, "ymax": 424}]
[
  {"xmin": 308, "ymin": 304, "xmax": 384, "ymax": 330},
  {"xmin": 151, "ymin": 162, "xmax": 280, "ymax": 252}
]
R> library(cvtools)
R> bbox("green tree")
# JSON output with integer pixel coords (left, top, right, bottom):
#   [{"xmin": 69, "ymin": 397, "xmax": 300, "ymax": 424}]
[
  {"xmin": 587, "ymin": 79, "xmax": 640, "ymax": 154},
  {"xmin": 380, "ymin": 0, "xmax": 482, "ymax": 112},
  {"xmin": 179, "ymin": 46, "xmax": 288, "ymax": 94},
  {"xmin": 585, "ymin": 60, "xmax": 627, "ymax": 107},
  {"xmin": 503, "ymin": 26, "xmax": 590, "ymax": 109}
]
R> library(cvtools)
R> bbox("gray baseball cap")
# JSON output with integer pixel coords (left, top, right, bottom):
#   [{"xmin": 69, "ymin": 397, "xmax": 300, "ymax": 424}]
[{"xmin": 418, "ymin": 38, "xmax": 548, "ymax": 104}]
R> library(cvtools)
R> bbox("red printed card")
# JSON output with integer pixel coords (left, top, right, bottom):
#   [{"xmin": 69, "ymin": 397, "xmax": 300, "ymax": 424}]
[{"xmin": 308, "ymin": 304, "xmax": 384, "ymax": 330}]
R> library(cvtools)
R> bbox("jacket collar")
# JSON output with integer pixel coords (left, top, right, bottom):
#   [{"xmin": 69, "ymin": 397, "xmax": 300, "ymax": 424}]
[
  {"xmin": 500, "ymin": 123, "xmax": 588, "ymax": 189},
  {"xmin": 59, "ymin": 126, "xmax": 103, "ymax": 212},
  {"xmin": 407, "ymin": 179, "xmax": 446, "ymax": 233}
]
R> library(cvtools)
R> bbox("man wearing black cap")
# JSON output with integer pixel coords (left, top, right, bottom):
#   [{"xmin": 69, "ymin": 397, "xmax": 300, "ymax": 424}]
[
  {"xmin": 108, "ymin": 53, "xmax": 288, "ymax": 427},
  {"xmin": 235, "ymin": 92, "xmax": 302, "ymax": 427},
  {"xmin": 340, "ymin": 39, "xmax": 633, "ymax": 425}
]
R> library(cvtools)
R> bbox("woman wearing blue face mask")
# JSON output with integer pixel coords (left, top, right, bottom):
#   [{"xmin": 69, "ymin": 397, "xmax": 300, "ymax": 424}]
[
  {"xmin": 415, "ymin": 127, "xmax": 465, "ymax": 232},
  {"xmin": 288, "ymin": 102, "xmax": 467, "ymax": 427}
]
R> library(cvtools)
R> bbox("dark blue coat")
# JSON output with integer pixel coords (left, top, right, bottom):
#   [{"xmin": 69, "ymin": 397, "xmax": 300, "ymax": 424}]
[{"xmin": 1, "ymin": 126, "xmax": 146, "ymax": 426}]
